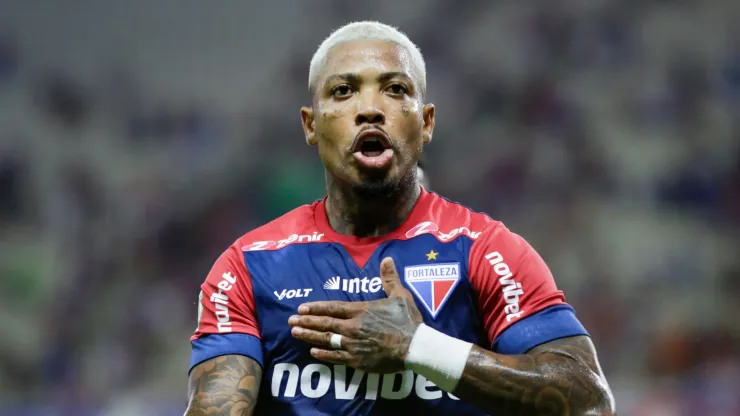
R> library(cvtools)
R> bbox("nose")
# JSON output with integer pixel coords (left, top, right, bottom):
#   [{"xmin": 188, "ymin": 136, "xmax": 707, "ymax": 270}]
[{"xmin": 355, "ymin": 100, "xmax": 386, "ymax": 126}]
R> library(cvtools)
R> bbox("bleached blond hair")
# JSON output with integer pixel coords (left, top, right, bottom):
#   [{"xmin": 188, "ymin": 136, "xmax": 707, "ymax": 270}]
[{"xmin": 308, "ymin": 21, "xmax": 427, "ymax": 99}]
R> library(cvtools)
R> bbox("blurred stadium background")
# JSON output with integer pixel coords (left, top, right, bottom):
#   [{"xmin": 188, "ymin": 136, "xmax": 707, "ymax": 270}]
[{"xmin": 1, "ymin": 1, "xmax": 739, "ymax": 415}]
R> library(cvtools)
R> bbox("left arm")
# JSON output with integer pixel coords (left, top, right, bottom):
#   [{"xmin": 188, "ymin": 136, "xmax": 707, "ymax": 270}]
[
  {"xmin": 444, "ymin": 223, "xmax": 614, "ymax": 413},
  {"xmin": 452, "ymin": 335, "xmax": 613, "ymax": 415},
  {"xmin": 289, "ymin": 262, "xmax": 614, "ymax": 415},
  {"xmin": 289, "ymin": 222, "xmax": 616, "ymax": 415}
]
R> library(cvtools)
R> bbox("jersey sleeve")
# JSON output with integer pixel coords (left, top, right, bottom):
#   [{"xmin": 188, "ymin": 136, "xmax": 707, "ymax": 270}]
[
  {"xmin": 189, "ymin": 244, "xmax": 263, "ymax": 373},
  {"xmin": 468, "ymin": 223, "xmax": 588, "ymax": 354}
]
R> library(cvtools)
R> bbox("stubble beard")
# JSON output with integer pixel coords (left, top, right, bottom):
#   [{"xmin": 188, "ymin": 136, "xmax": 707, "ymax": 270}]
[{"xmin": 353, "ymin": 164, "xmax": 416, "ymax": 200}]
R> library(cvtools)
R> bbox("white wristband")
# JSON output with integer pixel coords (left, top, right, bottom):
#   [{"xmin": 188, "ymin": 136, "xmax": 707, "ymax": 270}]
[{"xmin": 404, "ymin": 323, "xmax": 473, "ymax": 392}]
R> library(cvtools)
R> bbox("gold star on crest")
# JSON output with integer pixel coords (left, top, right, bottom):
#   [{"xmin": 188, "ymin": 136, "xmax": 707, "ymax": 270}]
[{"xmin": 426, "ymin": 250, "xmax": 438, "ymax": 261}]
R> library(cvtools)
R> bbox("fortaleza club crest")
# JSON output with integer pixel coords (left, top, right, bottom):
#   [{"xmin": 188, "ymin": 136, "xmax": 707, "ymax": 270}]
[{"xmin": 403, "ymin": 263, "xmax": 461, "ymax": 319}]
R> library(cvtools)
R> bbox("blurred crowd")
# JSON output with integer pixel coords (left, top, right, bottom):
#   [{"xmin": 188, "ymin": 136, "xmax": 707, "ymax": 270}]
[{"xmin": 1, "ymin": 1, "xmax": 739, "ymax": 415}]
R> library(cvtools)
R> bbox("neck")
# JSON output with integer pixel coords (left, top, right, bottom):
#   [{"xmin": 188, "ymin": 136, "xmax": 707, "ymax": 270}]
[{"xmin": 324, "ymin": 172, "xmax": 420, "ymax": 238}]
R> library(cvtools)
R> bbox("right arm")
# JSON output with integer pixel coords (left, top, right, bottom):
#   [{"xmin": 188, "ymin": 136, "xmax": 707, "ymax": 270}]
[
  {"xmin": 185, "ymin": 354, "xmax": 262, "ymax": 416},
  {"xmin": 186, "ymin": 243, "xmax": 264, "ymax": 415}
]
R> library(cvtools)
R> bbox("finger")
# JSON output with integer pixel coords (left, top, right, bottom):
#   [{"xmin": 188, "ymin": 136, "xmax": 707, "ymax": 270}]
[
  {"xmin": 380, "ymin": 257, "xmax": 404, "ymax": 297},
  {"xmin": 310, "ymin": 348, "xmax": 353, "ymax": 365},
  {"xmin": 291, "ymin": 327, "xmax": 346, "ymax": 349},
  {"xmin": 298, "ymin": 301, "xmax": 364, "ymax": 318},
  {"xmin": 288, "ymin": 315, "xmax": 346, "ymax": 334}
]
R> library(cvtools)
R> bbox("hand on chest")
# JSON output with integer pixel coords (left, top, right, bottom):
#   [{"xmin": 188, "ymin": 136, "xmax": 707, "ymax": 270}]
[{"xmin": 243, "ymin": 235, "xmax": 489, "ymax": 369}]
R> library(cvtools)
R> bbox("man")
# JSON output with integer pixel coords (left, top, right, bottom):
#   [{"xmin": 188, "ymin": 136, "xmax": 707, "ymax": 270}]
[{"xmin": 186, "ymin": 21, "xmax": 615, "ymax": 415}]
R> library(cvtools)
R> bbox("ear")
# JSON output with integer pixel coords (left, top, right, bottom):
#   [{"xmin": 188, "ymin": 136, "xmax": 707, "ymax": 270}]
[
  {"xmin": 301, "ymin": 106, "xmax": 318, "ymax": 146},
  {"xmin": 422, "ymin": 103, "xmax": 435, "ymax": 145}
]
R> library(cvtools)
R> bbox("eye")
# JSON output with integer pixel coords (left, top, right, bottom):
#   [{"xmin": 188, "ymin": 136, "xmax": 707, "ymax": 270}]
[
  {"xmin": 331, "ymin": 85, "xmax": 353, "ymax": 98},
  {"xmin": 386, "ymin": 83, "xmax": 409, "ymax": 96}
]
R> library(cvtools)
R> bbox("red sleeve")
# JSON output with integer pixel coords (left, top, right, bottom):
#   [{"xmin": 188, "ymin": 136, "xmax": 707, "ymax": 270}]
[
  {"xmin": 468, "ymin": 223, "xmax": 567, "ymax": 345},
  {"xmin": 191, "ymin": 244, "xmax": 260, "ymax": 341}
]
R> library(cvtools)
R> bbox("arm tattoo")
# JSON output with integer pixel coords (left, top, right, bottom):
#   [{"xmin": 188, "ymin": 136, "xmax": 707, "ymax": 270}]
[
  {"xmin": 185, "ymin": 355, "xmax": 262, "ymax": 416},
  {"xmin": 453, "ymin": 336, "xmax": 615, "ymax": 415}
]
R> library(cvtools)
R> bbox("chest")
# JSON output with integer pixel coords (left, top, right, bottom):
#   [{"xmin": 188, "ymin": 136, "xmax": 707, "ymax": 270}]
[
  {"xmin": 243, "ymin": 236, "xmax": 489, "ymax": 411},
  {"xmin": 244, "ymin": 235, "xmax": 483, "ymax": 350}
]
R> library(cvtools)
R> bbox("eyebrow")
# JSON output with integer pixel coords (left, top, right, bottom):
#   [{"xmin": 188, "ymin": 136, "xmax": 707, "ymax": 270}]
[
  {"xmin": 377, "ymin": 71, "xmax": 412, "ymax": 85},
  {"xmin": 324, "ymin": 73, "xmax": 362, "ymax": 86},
  {"xmin": 323, "ymin": 71, "xmax": 413, "ymax": 88}
]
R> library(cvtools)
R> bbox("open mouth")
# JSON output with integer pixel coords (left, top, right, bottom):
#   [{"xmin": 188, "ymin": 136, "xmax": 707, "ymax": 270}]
[
  {"xmin": 351, "ymin": 129, "xmax": 394, "ymax": 169},
  {"xmin": 358, "ymin": 137, "xmax": 388, "ymax": 157}
]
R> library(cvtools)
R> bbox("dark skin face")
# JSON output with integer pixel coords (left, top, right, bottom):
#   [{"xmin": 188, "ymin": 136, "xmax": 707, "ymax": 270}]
[{"xmin": 301, "ymin": 40, "xmax": 435, "ymax": 237}]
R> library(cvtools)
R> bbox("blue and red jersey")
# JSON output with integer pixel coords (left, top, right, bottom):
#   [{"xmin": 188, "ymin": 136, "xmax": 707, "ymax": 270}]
[{"xmin": 190, "ymin": 187, "xmax": 588, "ymax": 415}]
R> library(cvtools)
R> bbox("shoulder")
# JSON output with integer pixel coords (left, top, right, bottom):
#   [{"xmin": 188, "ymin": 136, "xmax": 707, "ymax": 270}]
[
  {"xmin": 410, "ymin": 191, "xmax": 502, "ymax": 242},
  {"xmin": 234, "ymin": 202, "xmax": 323, "ymax": 253}
]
